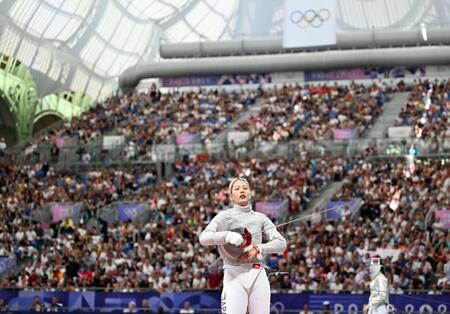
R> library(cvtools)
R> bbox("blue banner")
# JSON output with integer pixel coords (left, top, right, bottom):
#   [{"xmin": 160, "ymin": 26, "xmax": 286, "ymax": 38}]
[
  {"xmin": 176, "ymin": 133, "xmax": 197, "ymax": 145},
  {"xmin": 161, "ymin": 74, "xmax": 272, "ymax": 87},
  {"xmin": 333, "ymin": 128, "xmax": 357, "ymax": 141},
  {"xmin": 117, "ymin": 203, "xmax": 147, "ymax": 222},
  {"xmin": 51, "ymin": 203, "xmax": 81, "ymax": 223},
  {"xmin": 161, "ymin": 76, "xmax": 220, "ymax": 87},
  {"xmin": 327, "ymin": 200, "xmax": 357, "ymax": 220},
  {"xmin": 0, "ymin": 291, "xmax": 448, "ymax": 313},
  {"xmin": 0, "ymin": 256, "xmax": 15, "ymax": 274},
  {"xmin": 304, "ymin": 66, "xmax": 427, "ymax": 82},
  {"xmin": 255, "ymin": 201, "xmax": 286, "ymax": 218}
]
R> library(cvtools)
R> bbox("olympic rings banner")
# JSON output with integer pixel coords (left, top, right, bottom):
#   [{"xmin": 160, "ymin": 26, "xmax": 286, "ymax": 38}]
[
  {"xmin": 283, "ymin": 0, "xmax": 337, "ymax": 48},
  {"xmin": 117, "ymin": 203, "xmax": 148, "ymax": 222}
]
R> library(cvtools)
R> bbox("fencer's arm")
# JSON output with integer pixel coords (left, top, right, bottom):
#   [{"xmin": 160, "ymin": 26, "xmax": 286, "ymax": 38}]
[
  {"xmin": 199, "ymin": 212, "xmax": 228, "ymax": 246},
  {"xmin": 261, "ymin": 215, "xmax": 287, "ymax": 254},
  {"xmin": 369, "ymin": 277, "xmax": 388, "ymax": 308}
]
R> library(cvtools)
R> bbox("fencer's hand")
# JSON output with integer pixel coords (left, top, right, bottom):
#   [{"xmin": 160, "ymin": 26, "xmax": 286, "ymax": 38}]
[
  {"xmin": 239, "ymin": 245, "xmax": 260, "ymax": 263},
  {"xmin": 225, "ymin": 231, "xmax": 244, "ymax": 246},
  {"xmin": 363, "ymin": 304, "xmax": 369, "ymax": 314}
]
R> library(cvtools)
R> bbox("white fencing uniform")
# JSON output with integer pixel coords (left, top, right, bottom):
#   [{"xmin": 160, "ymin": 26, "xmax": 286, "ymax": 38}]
[
  {"xmin": 199, "ymin": 203, "xmax": 287, "ymax": 314},
  {"xmin": 368, "ymin": 265, "xmax": 389, "ymax": 314}
]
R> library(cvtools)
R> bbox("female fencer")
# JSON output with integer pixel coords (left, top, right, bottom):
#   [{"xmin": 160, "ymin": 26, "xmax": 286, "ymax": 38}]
[
  {"xmin": 199, "ymin": 176, "xmax": 287, "ymax": 314},
  {"xmin": 364, "ymin": 255, "xmax": 390, "ymax": 314}
]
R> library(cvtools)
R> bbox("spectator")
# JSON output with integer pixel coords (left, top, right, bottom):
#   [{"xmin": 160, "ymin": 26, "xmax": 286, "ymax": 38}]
[
  {"xmin": 24, "ymin": 141, "xmax": 39, "ymax": 163},
  {"xmin": 310, "ymin": 208, "xmax": 322, "ymax": 226},
  {"xmin": 179, "ymin": 301, "xmax": 194, "ymax": 314},
  {"xmin": 47, "ymin": 296, "xmax": 64, "ymax": 312},
  {"xmin": 124, "ymin": 301, "xmax": 137, "ymax": 313},
  {"xmin": 59, "ymin": 217, "xmax": 75, "ymax": 235},
  {"xmin": 0, "ymin": 137, "xmax": 6, "ymax": 156},
  {"xmin": 50, "ymin": 144, "xmax": 60, "ymax": 163},
  {"xmin": 139, "ymin": 299, "xmax": 151, "ymax": 312},
  {"xmin": 30, "ymin": 296, "xmax": 44, "ymax": 312},
  {"xmin": 321, "ymin": 301, "xmax": 331, "ymax": 314},
  {"xmin": 191, "ymin": 271, "xmax": 206, "ymax": 289},
  {"xmin": 207, "ymin": 266, "xmax": 222, "ymax": 289},
  {"xmin": 0, "ymin": 298, "xmax": 8, "ymax": 311},
  {"xmin": 299, "ymin": 304, "xmax": 312, "ymax": 314},
  {"xmin": 76, "ymin": 146, "xmax": 86, "ymax": 161},
  {"xmin": 391, "ymin": 282, "xmax": 404, "ymax": 294}
]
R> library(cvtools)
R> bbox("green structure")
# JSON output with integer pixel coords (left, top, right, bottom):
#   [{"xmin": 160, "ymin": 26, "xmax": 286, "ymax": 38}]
[
  {"xmin": 33, "ymin": 91, "xmax": 93, "ymax": 135},
  {"xmin": 0, "ymin": 55, "xmax": 38, "ymax": 144},
  {"xmin": 0, "ymin": 55, "xmax": 93, "ymax": 145}
]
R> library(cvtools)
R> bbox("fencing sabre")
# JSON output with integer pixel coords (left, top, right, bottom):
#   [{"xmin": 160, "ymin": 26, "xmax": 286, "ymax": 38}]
[
  {"xmin": 207, "ymin": 205, "xmax": 344, "ymax": 270},
  {"xmin": 262, "ymin": 205, "xmax": 345, "ymax": 233}
]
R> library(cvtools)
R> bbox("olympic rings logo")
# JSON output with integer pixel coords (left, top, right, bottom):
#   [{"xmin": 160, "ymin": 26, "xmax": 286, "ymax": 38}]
[{"xmin": 289, "ymin": 8, "xmax": 331, "ymax": 29}]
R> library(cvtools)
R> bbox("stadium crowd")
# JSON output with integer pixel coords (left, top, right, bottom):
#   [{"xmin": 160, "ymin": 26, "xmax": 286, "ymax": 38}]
[
  {"xmin": 272, "ymin": 158, "xmax": 450, "ymax": 294},
  {"xmin": 0, "ymin": 153, "xmax": 448, "ymax": 295},
  {"xmin": 0, "ymin": 81, "xmax": 448, "ymax": 314},
  {"xmin": 9, "ymin": 79, "xmax": 449, "ymax": 168},
  {"xmin": 12, "ymin": 82, "xmax": 396, "ymax": 166},
  {"xmin": 236, "ymin": 82, "xmax": 390, "ymax": 142},
  {"xmin": 0, "ymin": 153, "xmax": 348, "ymax": 292},
  {"xmin": 18, "ymin": 86, "xmax": 258, "ymax": 163},
  {"xmin": 395, "ymin": 79, "xmax": 449, "ymax": 141}
]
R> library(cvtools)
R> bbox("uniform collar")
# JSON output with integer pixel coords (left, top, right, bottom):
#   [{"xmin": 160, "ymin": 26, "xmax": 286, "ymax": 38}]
[{"xmin": 232, "ymin": 203, "xmax": 252, "ymax": 212}]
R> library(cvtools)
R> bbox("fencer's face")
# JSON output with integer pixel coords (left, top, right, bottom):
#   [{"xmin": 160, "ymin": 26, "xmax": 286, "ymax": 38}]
[
  {"xmin": 230, "ymin": 180, "xmax": 251, "ymax": 206},
  {"xmin": 368, "ymin": 258, "xmax": 381, "ymax": 278}
]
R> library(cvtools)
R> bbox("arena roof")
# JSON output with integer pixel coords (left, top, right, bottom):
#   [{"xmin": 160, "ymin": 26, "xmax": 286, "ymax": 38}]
[{"xmin": 0, "ymin": 0, "xmax": 449, "ymax": 99}]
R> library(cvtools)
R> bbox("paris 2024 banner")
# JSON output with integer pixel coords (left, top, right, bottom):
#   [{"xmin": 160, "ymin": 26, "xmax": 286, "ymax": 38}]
[{"xmin": 0, "ymin": 291, "xmax": 449, "ymax": 313}]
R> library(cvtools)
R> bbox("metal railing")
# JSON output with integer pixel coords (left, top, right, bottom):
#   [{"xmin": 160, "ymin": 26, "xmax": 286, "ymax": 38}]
[{"xmin": 1, "ymin": 136, "xmax": 449, "ymax": 168}]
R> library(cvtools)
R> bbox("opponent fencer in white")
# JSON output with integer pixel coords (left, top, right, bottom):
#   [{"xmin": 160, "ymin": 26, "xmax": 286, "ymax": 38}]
[
  {"xmin": 364, "ymin": 255, "xmax": 390, "ymax": 314},
  {"xmin": 199, "ymin": 176, "xmax": 287, "ymax": 314}
]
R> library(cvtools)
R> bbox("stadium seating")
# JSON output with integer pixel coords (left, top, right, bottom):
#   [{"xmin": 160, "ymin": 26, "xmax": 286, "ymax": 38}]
[
  {"xmin": 1, "ymin": 152, "xmax": 448, "ymax": 293},
  {"xmin": 275, "ymin": 158, "xmax": 450, "ymax": 293},
  {"xmin": 396, "ymin": 79, "xmax": 449, "ymax": 140},
  {"xmin": 0, "ymin": 153, "xmax": 348, "ymax": 291},
  {"xmin": 236, "ymin": 83, "xmax": 391, "ymax": 142}
]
